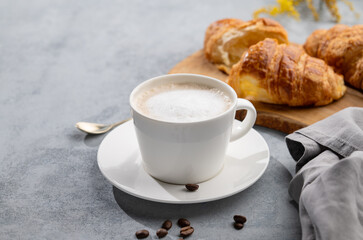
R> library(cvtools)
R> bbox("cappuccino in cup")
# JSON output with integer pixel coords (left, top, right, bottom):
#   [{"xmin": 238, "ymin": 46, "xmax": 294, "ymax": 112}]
[
  {"xmin": 133, "ymin": 82, "xmax": 233, "ymax": 122},
  {"xmin": 130, "ymin": 74, "xmax": 256, "ymax": 184}
]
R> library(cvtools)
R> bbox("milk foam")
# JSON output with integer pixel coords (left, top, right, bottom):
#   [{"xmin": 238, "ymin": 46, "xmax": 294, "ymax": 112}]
[{"xmin": 135, "ymin": 83, "xmax": 233, "ymax": 122}]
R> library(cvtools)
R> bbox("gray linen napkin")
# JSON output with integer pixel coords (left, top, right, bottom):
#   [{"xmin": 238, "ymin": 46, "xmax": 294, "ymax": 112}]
[{"xmin": 286, "ymin": 107, "xmax": 363, "ymax": 240}]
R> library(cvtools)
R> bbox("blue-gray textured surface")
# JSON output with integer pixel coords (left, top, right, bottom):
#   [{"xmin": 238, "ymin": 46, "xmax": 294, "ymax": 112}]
[{"xmin": 1, "ymin": 0, "xmax": 362, "ymax": 239}]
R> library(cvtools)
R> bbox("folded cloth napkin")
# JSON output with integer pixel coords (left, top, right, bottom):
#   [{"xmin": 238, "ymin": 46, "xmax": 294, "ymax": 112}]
[{"xmin": 286, "ymin": 107, "xmax": 363, "ymax": 240}]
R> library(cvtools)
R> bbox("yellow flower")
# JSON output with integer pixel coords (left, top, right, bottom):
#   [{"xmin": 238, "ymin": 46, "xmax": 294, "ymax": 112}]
[{"xmin": 253, "ymin": 0, "xmax": 359, "ymax": 23}]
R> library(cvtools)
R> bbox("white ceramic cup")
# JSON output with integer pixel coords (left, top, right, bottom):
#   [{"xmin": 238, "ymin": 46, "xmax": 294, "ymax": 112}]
[{"xmin": 130, "ymin": 74, "xmax": 257, "ymax": 184}]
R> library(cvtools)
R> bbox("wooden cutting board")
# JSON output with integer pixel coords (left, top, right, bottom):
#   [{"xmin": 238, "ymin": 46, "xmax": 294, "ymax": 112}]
[{"xmin": 169, "ymin": 50, "xmax": 363, "ymax": 133}]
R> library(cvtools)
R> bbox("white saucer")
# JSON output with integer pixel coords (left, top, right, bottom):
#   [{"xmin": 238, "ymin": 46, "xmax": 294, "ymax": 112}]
[{"xmin": 97, "ymin": 119, "xmax": 270, "ymax": 204}]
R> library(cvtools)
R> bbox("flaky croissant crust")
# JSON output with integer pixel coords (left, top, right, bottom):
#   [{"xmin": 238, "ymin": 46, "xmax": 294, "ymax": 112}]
[
  {"xmin": 228, "ymin": 38, "xmax": 346, "ymax": 106},
  {"xmin": 204, "ymin": 18, "xmax": 288, "ymax": 73},
  {"xmin": 304, "ymin": 24, "xmax": 363, "ymax": 90}
]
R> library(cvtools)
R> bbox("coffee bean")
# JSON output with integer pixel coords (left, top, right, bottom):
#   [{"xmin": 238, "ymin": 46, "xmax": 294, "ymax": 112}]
[
  {"xmin": 185, "ymin": 184, "xmax": 199, "ymax": 191},
  {"xmin": 135, "ymin": 229, "xmax": 149, "ymax": 239},
  {"xmin": 156, "ymin": 228, "xmax": 168, "ymax": 238},
  {"xmin": 233, "ymin": 215, "xmax": 247, "ymax": 224},
  {"xmin": 161, "ymin": 219, "xmax": 172, "ymax": 230},
  {"xmin": 180, "ymin": 226, "xmax": 194, "ymax": 238},
  {"xmin": 234, "ymin": 222, "xmax": 244, "ymax": 230},
  {"xmin": 180, "ymin": 226, "xmax": 192, "ymax": 231},
  {"xmin": 178, "ymin": 218, "xmax": 190, "ymax": 227}
]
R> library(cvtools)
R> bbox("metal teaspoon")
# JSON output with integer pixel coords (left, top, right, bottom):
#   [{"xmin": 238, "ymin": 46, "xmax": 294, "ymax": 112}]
[{"xmin": 75, "ymin": 118, "xmax": 131, "ymax": 134}]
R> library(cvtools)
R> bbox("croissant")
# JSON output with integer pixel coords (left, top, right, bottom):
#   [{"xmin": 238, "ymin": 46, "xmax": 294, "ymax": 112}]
[
  {"xmin": 204, "ymin": 18, "xmax": 288, "ymax": 74},
  {"xmin": 304, "ymin": 24, "xmax": 363, "ymax": 90},
  {"xmin": 228, "ymin": 38, "xmax": 346, "ymax": 106}
]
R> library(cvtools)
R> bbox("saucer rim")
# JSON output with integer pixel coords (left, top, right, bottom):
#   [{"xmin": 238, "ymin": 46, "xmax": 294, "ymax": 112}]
[{"xmin": 97, "ymin": 119, "xmax": 270, "ymax": 204}]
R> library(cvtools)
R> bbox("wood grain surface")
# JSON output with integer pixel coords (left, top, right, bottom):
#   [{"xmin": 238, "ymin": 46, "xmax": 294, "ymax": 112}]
[{"xmin": 169, "ymin": 50, "xmax": 363, "ymax": 133}]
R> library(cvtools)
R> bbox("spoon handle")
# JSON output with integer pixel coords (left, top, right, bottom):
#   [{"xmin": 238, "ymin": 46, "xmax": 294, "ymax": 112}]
[{"xmin": 111, "ymin": 118, "xmax": 132, "ymax": 128}]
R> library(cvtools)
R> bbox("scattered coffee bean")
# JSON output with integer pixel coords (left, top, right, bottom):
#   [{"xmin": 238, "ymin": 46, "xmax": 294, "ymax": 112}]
[
  {"xmin": 178, "ymin": 218, "xmax": 191, "ymax": 227},
  {"xmin": 135, "ymin": 229, "xmax": 149, "ymax": 239},
  {"xmin": 156, "ymin": 228, "xmax": 168, "ymax": 238},
  {"xmin": 234, "ymin": 222, "xmax": 244, "ymax": 230},
  {"xmin": 161, "ymin": 219, "xmax": 172, "ymax": 230},
  {"xmin": 233, "ymin": 215, "xmax": 247, "ymax": 224},
  {"xmin": 180, "ymin": 226, "xmax": 194, "ymax": 238},
  {"xmin": 185, "ymin": 184, "xmax": 199, "ymax": 191}
]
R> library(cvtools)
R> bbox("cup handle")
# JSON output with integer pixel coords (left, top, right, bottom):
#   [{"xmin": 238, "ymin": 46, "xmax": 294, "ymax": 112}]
[{"xmin": 230, "ymin": 99, "xmax": 257, "ymax": 142}]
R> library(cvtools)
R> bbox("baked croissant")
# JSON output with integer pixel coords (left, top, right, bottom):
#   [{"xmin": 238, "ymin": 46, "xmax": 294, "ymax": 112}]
[
  {"xmin": 304, "ymin": 24, "xmax": 363, "ymax": 90},
  {"xmin": 204, "ymin": 18, "xmax": 288, "ymax": 74},
  {"xmin": 228, "ymin": 38, "xmax": 346, "ymax": 106}
]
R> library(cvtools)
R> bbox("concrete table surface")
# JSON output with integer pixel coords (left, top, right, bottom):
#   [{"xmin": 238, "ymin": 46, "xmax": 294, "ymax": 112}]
[{"xmin": 1, "ymin": 0, "xmax": 362, "ymax": 239}]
